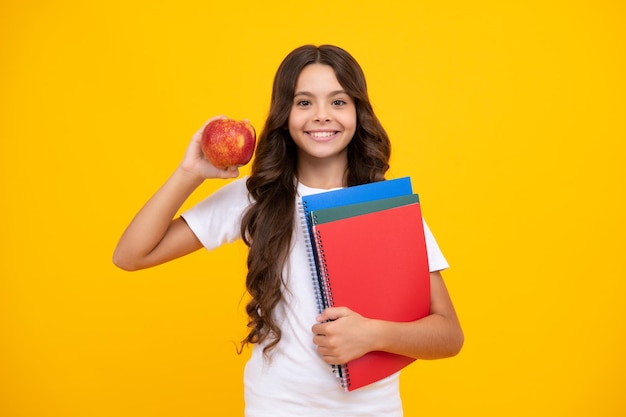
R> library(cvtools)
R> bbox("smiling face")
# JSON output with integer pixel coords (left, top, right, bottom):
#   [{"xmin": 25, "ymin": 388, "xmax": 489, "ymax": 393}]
[{"xmin": 288, "ymin": 64, "xmax": 357, "ymax": 172}]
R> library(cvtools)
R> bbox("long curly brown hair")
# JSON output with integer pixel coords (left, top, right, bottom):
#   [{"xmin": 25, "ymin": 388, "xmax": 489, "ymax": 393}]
[{"xmin": 240, "ymin": 45, "xmax": 392, "ymax": 355}]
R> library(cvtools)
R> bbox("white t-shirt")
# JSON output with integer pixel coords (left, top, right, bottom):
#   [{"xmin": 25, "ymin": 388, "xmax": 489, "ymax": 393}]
[{"xmin": 182, "ymin": 178, "xmax": 449, "ymax": 417}]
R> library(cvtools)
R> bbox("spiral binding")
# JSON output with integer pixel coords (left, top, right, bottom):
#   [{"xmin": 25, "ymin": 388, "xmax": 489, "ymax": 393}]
[
  {"xmin": 297, "ymin": 201, "xmax": 325, "ymax": 314},
  {"xmin": 314, "ymin": 229, "xmax": 334, "ymax": 308},
  {"xmin": 312, "ymin": 217, "xmax": 350, "ymax": 390},
  {"xmin": 343, "ymin": 368, "xmax": 352, "ymax": 392},
  {"xmin": 298, "ymin": 199, "xmax": 347, "ymax": 387}
]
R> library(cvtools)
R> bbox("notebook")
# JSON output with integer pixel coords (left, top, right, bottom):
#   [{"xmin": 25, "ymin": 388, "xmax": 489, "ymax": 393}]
[
  {"xmin": 310, "ymin": 194, "xmax": 419, "ymax": 225},
  {"xmin": 299, "ymin": 178, "xmax": 414, "ymax": 384},
  {"xmin": 309, "ymin": 195, "xmax": 431, "ymax": 391},
  {"xmin": 299, "ymin": 177, "xmax": 414, "ymax": 313}
]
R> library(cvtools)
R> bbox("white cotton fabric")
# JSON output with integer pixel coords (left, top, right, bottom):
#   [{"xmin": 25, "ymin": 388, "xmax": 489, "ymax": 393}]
[{"xmin": 181, "ymin": 178, "xmax": 448, "ymax": 417}]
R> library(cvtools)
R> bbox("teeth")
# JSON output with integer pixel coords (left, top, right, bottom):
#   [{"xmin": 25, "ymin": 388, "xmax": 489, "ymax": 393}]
[{"xmin": 309, "ymin": 131, "xmax": 336, "ymax": 138}]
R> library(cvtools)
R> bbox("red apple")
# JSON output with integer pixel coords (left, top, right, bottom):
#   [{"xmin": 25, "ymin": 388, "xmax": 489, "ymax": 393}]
[{"xmin": 200, "ymin": 118, "xmax": 256, "ymax": 168}]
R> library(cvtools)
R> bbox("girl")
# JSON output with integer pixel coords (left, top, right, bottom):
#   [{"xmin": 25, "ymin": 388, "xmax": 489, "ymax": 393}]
[{"xmin": 113, "ymin": 44, "xmax": 463, "ymax": 417}]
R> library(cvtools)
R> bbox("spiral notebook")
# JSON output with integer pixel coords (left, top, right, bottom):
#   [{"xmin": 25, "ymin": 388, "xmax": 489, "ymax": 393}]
[
  {"xmin": 309, "ymin": 195, "xmax": 430, "ymax": 391},
  {"xmin": 299, "ymin": 177, "xmax": 414, "ymax": 313},
  {"xmin": 309, "ymin": 194, "xmax": 420, "ymax": 317},
  {"xmin": 307, "ymin": 181, "xmax": 430, "ymax": 391},
  {"xmin": 298, "ymin": 178, "xmax": 415, "ymax": 385}
]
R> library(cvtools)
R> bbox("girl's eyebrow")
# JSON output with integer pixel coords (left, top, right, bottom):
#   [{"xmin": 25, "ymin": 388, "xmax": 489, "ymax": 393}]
[{"xmin": 294, "ymin": 90, "xmax": 348, "ymax": 97}]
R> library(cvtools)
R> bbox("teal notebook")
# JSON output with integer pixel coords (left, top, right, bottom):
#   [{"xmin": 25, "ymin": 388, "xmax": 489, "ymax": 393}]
[{"xmin": 309, "ymin": 194, "xmax": 419, "ymax": 226}]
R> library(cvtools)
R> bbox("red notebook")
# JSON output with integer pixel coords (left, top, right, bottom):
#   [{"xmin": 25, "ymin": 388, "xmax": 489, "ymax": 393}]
[{"xmin": 311, "ymin": 201, "xmax": 430, "ymax": 391}]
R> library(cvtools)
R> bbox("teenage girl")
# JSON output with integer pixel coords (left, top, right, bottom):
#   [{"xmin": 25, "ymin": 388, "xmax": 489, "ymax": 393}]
[{"xmin": 113, "ymin": 44, "xmax": 463, "ymax": 417}]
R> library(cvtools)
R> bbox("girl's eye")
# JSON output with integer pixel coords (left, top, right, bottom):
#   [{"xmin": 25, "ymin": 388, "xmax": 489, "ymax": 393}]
[
  {"xmin": 332, "ymin": 99, "xmax": 347, "ymax": 106},
  {"xmin": 296, "ymin": 99, "xmax": 311, "ymax": 106}
]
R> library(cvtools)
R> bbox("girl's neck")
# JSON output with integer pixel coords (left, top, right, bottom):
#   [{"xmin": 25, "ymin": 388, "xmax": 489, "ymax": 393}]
[{"xmin": 297, "ymin": 158, "xmax": 348, "ymax": 190}]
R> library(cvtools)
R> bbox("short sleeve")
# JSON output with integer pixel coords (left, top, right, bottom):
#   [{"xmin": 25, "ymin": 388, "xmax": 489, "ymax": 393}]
[
  {"xmin": 180, "ymin": 177, "xmax": 250, "ymax": 251},
  {"xmin": 422, "ymin": 219, "xmax": 449, "ymax": 272}
]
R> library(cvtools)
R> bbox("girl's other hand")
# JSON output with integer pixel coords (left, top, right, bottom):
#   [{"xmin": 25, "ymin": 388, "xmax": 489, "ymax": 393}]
[
  {"xmin": 179, "ymin": 115, "xmax": 240, "ymax": 180},
  {"xmin": 312, "ymin": 307, "xmax": 374, "ymax": 365}
]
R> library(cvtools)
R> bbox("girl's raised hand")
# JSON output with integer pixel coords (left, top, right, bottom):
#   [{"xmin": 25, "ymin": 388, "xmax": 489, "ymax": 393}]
[{"xmin": 179, "ymin": 116, "xmax": 240, "ymax": 180}]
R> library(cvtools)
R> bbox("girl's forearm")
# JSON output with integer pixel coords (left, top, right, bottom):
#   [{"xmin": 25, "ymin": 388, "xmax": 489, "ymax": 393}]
[
  {"xmin": 370, "ymin": 313, "xmax": 464, "ymax": 360},
  {"xmin": 112, "ymin": 167, "xmax": 204, "ymax": 270}
]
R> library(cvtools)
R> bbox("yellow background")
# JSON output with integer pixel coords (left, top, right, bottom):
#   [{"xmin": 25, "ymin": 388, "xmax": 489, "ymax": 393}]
[{"xmin": 2, "ymin": 0, "xmax": 625, "ymax": 416}]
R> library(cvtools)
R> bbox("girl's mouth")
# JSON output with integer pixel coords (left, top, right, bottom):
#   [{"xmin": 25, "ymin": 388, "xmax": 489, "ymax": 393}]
[{"xmin": 307, "ymin": 131, "xmax": 339, "ymax": 141}]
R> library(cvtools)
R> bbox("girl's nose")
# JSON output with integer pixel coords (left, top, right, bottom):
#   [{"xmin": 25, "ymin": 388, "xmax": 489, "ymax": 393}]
[{"xmin": 314, "ymin": 109, "xmax": 331, "ymax": 123}]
